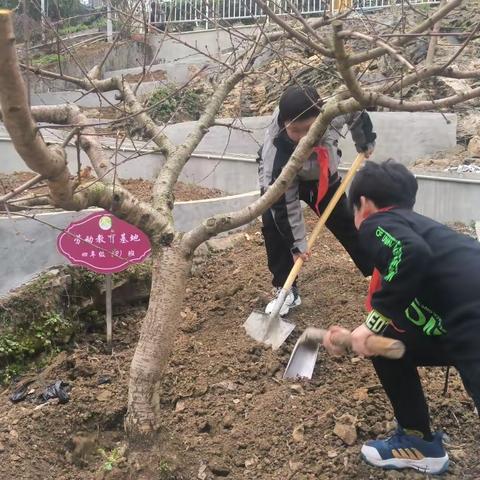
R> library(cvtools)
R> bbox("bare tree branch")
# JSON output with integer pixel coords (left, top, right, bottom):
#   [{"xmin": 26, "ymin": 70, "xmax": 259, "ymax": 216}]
[
  {"xmin": 347, "ymin": 0, "xmax": 462, "ymax": 66},
  {"xmin": 118, "ymin": 77, "xmax": 175, "ymax": 157},
  {"xmin": 253, "ymin": 0, "xmax": 333, "ymax": 57},
  {"xmin": 19, "ymin": 63, "xmax": 176, "ymax": 157},
  {"xmin": 332, "ymin": 20, "xmax": 480, "ymax": 112},
  {"xmin": 152, "ymin": 70, "xmax": 245, "ymax": 212},
  {"xmin": 0, "ymin": 11, "xmax": 175, "ymax": 244},
  {"xmin": 440, "ymin": 21, "xmax": 480, "ymax": 72},
  {"xmin": 338, "ymin": 30, "xmax": 415, "ymax": 71},
  {"xmin": 284, "ymin": 0, "xmax": 329, "ymax": 46},
  {"xmin": 332, "ymin": 21, "xmax": 368, "ymax": 107},
  {"xmin": 383, "ymin": 65, "xmax": 480, "ymax": 97},
  {"xmin": 23, "ymin": 104, "xmax": 115, "ymax": 184},
  {"xmin": 97, "ymin": 0, "xmax": 143, "ymax": 72},
  {"xmin": 0, "ymin": 173, "xmax": 44, "ymax": 204},
  {"xmin": 263, "ymin": 7, "xmax": 353, "ymax": 44},
  {"xmin": 19, "ymin": 63, "xmax": 118, "ymax": 90},
  {"xmin": 426, "ymin": 0, "xmax": 446, "ymax": 67},
  {"xmin": 0, "ymin": 9, "xmax": 73, "ymax": 206}
]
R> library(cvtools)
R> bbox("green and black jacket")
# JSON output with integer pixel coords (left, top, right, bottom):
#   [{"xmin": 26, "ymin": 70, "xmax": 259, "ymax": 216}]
[{"xmin": 360, "ymin": 208, "xmax": 480, "ymax": 337}]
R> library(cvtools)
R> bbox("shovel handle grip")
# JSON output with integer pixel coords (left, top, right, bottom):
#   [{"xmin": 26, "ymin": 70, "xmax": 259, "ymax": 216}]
[
  {"xmin": 282, "ymin": 153, "xmax": 367, "ymax": 291},
  {"xmin": 331, "ymin": 330, "xmax": 405, "ymax": 360}
]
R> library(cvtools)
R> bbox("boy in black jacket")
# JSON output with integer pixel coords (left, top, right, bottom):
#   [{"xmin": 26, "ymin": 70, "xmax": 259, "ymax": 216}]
[{"xmin": 324, "ymin": 159, "xmax": 480, "ymax": 475}]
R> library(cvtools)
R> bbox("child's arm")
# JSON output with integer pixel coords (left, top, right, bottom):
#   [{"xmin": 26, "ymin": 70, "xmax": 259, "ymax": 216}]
[
  {"xmin": 259, "ymin": 142, "xmax": 307, "ymax": 255},
  {"xmin": 324, "ymin": 212, "xmax": 433, "ymax": 357},
  {"xmin": 346, "ymin": 111, "xmax": 377, "ymax": 156},
  {"xmin": 269, "ymin": 176, "xmax": 308, "ymax": 255}
]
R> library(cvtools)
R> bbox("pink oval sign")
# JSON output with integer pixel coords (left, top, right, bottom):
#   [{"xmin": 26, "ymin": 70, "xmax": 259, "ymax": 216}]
[{"xmin": 57, "ymin": 210, "xmax": 151, "ymax": 274}]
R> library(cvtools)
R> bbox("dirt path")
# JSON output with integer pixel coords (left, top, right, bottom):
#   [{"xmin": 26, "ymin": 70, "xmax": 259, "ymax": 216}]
[{"xmin": 0, "ymin": 214, "xmax": 478, "ymax": 479}]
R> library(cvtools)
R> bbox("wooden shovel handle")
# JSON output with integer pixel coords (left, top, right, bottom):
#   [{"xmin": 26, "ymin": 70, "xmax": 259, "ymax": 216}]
[
  {"xmin": 283, "ymin": 153, "xmax": 367, "ymax": 291},
  {"xmin": 331, "ymin": 329, "xmax": 405, "ymax": 360}
]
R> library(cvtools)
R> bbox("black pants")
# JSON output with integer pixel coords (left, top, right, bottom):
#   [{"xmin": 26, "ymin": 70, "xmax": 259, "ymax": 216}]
[
  {"xmin": 261, "ymin": 177, "xmax": 373, "ymax": 287},
  {"xmin": 374, "ymin": 320, "xmax": 480, "ymax": 436}
]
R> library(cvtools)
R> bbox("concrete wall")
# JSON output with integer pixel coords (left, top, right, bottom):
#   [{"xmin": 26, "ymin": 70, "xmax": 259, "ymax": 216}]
[
  {"xmin": 30, "ymin": 90, "xmax": 120, "ymax": 108},
  {"xmin": 161, "ymin": 112, "xmax": 458, "ymax": 165},
  {"xmin": 3, "ymin": 166, "xmax": 480, "ymax": 297},
  {"xmin": 29, "ymin": 41, "xmax": 153, "ymax": 94},
  {"xmin": 147, "ymin": 25, "xmax": 258, "ymax": 62},
  {"xmin": 0, "ymin": 210, "xmax": 85, "ymax": 298},
  {"xmin": 334, "ymin": 166, "xmax": 480, "ymax": 224},
  {"xmin": 0, "ymin": 111, "xmax": 458, "ymax": 194},
  {"xmin": 29, "ymin": 26, "xmax": 257, "ymax": 94},
  {"xmin": 0, "ymin": 110, "xmax": 471, "ymax": 295},
  {"xmin": 30, "ymin": 81, "xmax": 167, "ymax": 107},
  {"xmin": 5, "ymin": 112, "xmax": 456, "ymax": 169},
  {"xmin": 0, "ymin": 191, "xmax": 259, "ymax": 297},
  {"xmin": 29, "ymin": 62, "xmax": 215, "ymax": 105},
  {"xmin": 413, "ymin": 174, "xmax": 480, "ymax": 223}
]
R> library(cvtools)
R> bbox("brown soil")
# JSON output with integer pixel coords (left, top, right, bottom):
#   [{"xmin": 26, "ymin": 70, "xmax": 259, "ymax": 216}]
[
  {"xmin": 122, "ymin": 70, "xmax": 168, "ymax": 83},
  {"xmin": 121, "ymin": 178, "xmax": 225, "ymax": 203},
  {"xmin": 0, "ymin": 172, "xmax": 225, "ymax": 208},
  {"xmin": 0, "ymin": 212, "xmax": 478, "ymax": 479}
]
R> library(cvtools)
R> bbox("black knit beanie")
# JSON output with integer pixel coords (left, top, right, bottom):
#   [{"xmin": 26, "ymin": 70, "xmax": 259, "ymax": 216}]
[{"xmin": 278, "ymin": 85, "xmax": 323, "ymax": 125}]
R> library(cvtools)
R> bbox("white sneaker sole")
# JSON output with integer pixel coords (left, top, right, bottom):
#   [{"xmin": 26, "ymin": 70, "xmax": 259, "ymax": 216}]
[{"xmin": 361, "ymin": 446, "xmax": 449, "ymax": 474}]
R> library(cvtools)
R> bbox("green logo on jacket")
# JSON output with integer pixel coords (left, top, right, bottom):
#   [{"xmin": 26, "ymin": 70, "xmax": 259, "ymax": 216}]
[
  {"xmin": 405, "ymin": 298, "xmax": 446, "ymax": 336},
  {"xmin": 375, "ymin": 226, "xmax": 402, "ymax": 281}
]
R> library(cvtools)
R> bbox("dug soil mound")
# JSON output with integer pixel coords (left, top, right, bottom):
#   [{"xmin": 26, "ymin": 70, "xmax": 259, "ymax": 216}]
[
  {"xmin": 0, "ymin": 172, "xmax": 225, "ymax": 214},
  {"xmin": 0, "ymin": 214, "xmax": 478, "ymax": 479}
]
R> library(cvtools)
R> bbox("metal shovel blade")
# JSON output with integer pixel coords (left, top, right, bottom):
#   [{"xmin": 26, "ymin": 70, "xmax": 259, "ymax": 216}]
[
  {"xmin": 283, "ymin": 335, "xmax": 320, "ymax": 379},
  {"xmin": 243, "ymin": 310, "xmax": 295, "ymax": 350}
]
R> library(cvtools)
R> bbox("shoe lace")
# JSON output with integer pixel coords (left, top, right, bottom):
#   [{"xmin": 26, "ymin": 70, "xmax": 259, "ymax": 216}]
[{"xmin": 385, "ymin": 428, "xmax": 409, "ymax": 448}]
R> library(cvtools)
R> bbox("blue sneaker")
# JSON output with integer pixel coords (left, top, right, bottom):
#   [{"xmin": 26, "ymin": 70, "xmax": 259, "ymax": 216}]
[{"xmin": 361, "ymin": 426, "xmax": 449, "ymax": 474}]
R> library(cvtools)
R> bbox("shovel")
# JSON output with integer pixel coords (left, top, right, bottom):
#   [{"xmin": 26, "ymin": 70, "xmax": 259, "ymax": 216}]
[
  {"xmin": 283, "ymin": 326, "xmax": 405, "ymax": 379},
  {"xmin": 244, "ymin": 153, "xmax": 367, "ymax": 350}
]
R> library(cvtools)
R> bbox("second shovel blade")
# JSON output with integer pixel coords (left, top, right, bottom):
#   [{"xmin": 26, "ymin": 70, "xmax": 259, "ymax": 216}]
[{"xmin": 283, "ymin": 336, "xmax": 320, "ymax": 379}]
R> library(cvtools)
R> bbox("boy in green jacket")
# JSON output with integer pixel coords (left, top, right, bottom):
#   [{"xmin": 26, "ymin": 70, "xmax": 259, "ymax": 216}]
[{"xmin": 324, "ymin": 160, "xmax": 480, "ymax": 475}]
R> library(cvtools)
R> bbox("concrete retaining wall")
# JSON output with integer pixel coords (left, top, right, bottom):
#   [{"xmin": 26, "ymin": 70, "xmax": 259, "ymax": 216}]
[
  {"xmin": 2, "ymin": 167, "xmax": 480, "ymax": 297},
  {"xmin": 6, "ymin": 112, "xmax": 456, "ymax": 168},
  {"xmin": 30, "ymin": 81, "xmax": 168, "ymax": 107},
  {"xmin": 146, "ymin": 25, "xmax": 258, "ymax": 62},
  {"xmin": 1, "ymin": 111, "xmax": 458, "ymax": 194},
  {"xmin": 29, "ymin": 26, "xmax": 255, "ymax": 94},
  {"xmin": 0, "ymin": 111, "xmax": 473, "ymax": 296},
  {"xmin": 30, "ymin": 71, "xmax": 212, "ymax": 106},
  {"xmin": 335, "ymin": 166, "xmax": 480, "ymax": 224},
  {"xmin": 0, "ymin": 191, "xmax": 259, "ymax": 297},
  {"xmin": 413, "ymin": 174, "xmax": 480, "ymax": 223},
  {"xmin": 29, "ymin": 41, "xmax": 153, "ymax": 94}
]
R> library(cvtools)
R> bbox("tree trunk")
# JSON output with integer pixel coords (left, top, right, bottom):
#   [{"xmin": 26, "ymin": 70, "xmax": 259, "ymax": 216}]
[{"xmin": 125, "ymin": 243, "xmax": 192, "ymax": 442}]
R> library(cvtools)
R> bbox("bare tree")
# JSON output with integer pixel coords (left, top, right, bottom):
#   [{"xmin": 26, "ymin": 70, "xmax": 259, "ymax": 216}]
[{"xmin": 1, "ymin": 0, "xmax": 480, "ymax": 442}]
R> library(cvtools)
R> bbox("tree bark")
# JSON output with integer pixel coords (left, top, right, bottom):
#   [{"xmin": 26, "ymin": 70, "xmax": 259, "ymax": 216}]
[
  {"xmin": 0, "ymin": 10, "xmax": 73, "ymax": 206},
  {"xmin": 125, "ymin": 243, "xmax": 192, "ymax": 441}
]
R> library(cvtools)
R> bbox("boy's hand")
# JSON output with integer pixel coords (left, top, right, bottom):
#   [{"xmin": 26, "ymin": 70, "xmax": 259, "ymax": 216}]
[
  {"xmin": 323, "ymin": 325, "xmax": 351, "ymax": 356},
  {"xmin": 351, "ymin": 323, "xmax": 376, "ymax": 357},
  {"xmin": 363, "ymin": 144, "xmax": 375, "ymax": 159},
  {"xmin": 293, "ymin": 250, "xmax": 311, "ymax": 263},
  {"xmin": 357, "ymin": 142, "xmax": 375, "ymax": 159}
]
